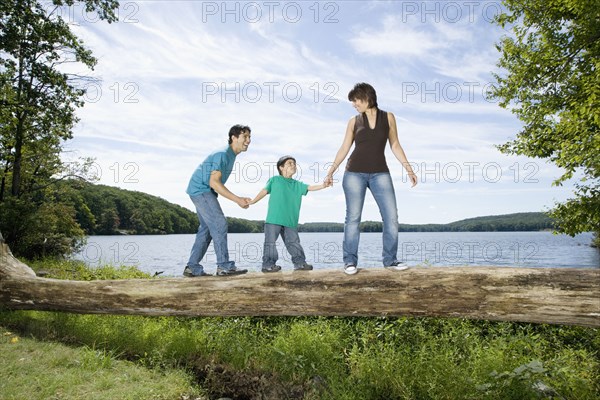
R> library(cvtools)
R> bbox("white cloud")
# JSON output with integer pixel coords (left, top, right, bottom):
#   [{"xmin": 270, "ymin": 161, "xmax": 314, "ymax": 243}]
[{"xmin": 349, "ymin": 16, "xmax": 440, "ymax": 57}]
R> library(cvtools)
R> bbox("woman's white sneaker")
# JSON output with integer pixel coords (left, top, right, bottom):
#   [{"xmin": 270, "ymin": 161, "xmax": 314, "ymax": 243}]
[
  {"xmin": 385, "ymin": 261, "xmax": 408, "ymax": 271},
  {"xmin": 344, "ymin": 264, "xmax": 358, "ymax": 275}
]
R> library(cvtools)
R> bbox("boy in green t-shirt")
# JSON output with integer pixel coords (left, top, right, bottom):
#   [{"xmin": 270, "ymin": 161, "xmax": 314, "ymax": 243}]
[{"xmin": 250, "ymin": 156, "xmax": 330, "ymax": 272}]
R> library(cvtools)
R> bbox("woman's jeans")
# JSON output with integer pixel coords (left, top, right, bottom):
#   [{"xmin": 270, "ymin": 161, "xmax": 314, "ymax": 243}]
[
  {"xmin": 263, "ymin": 223, "xmax": 306, "ymax": 267},
  {"xmin": 187, "ymin": 192, "xmax": 235, "ymax": 273},
  {"xmin": 342, "ymin": 171, "xmax": 399, "ymax": 266}
]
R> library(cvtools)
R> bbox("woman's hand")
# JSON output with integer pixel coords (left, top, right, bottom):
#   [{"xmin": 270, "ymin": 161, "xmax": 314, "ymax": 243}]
[{"xmin": 408, "ymin": 172, "xmax": 418, "ymax": 187}]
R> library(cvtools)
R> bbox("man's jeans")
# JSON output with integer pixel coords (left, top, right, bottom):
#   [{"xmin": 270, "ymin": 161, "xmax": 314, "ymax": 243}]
[
  {"xmin": 186, "ymin": 192, "xmax": 235, "ymax": 273},
  {"xmin": 342, "ymin": 171, "xmax": 399, "ymax": 266},
  {"xmin": 262, "ymin": 223, "xmax": 306, "ymax": 268}
]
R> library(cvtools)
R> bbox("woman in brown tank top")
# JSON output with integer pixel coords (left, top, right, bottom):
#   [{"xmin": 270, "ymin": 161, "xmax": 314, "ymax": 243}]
[{"xmin": 325, "ymin": 83, "xmax": 418, "ymax": 275}]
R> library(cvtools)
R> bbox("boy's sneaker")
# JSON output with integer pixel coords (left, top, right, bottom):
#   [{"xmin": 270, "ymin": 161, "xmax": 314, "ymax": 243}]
[
  {"xmin": 216, "ymin": 267, "xmax": 248, "ymax": 276},
  {"xmin": 384, "ymin": 261, "xmax": 408, "ymax": 271},
  {"xmin": 261, "ymin": 265, "xmax": 282, "ymax": 273},
  {"xmin": 183, "ymin": 266, "xmax": 211, "ymax": 277},
  {"xmin": 344, "ymin": 264, "xmax": 358, "ymax": 275},
  {"xmin": 294, "ymin": 263, "xmax": 313, "ymax": 271}
]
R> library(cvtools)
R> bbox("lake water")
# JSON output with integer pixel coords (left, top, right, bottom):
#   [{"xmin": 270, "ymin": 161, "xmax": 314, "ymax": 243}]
[{"xmin": 73, "ymin": 232, "xmax": 599, "ymax": 277}]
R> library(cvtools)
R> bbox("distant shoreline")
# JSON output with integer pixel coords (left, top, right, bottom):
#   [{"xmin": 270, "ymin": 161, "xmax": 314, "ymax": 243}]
[
  {"xmin": 295, "ymin": 212, "xmax": 555, "ymax": 233},
  {"xmin": 97, "ymin": 212, "xmax": 557, "ymax": 235}
]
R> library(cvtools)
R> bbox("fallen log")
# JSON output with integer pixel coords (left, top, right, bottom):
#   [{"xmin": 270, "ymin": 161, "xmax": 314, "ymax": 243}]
[{"xmin": 1, "ymin": 239, "xmax": 598, "ymax": 327}]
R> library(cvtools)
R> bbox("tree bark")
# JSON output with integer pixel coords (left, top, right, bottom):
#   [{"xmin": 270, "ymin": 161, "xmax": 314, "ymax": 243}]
[{"xmin": 0, "ymin": 241, "xmax": 598, "ymax": 327}]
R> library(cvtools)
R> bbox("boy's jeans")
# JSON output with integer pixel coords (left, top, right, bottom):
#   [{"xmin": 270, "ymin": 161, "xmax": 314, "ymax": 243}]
[
  {"xmin": 342, "ymin": 171, "xmax": 399, "ymax": 266},
  {"xmin": 263, "ymin": 223, "xmax": 306, "ymax": 268},
  {"xmin": 186, "ymin": 192, "xmax": 235, "ymax": 273}
]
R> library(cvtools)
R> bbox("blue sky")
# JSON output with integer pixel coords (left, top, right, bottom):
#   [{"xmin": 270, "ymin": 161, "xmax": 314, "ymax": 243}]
[{"xmin": 60, "ymin": 1, "xmax": 578, "ymax": 225}]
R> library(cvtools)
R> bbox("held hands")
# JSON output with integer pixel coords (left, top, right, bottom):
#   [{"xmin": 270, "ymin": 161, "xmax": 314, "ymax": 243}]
[
  {"xmin": 236, "ymin": 197, "xmax": 252, "ymax": 209},
  {"xmin": 313, "ymin": 175, "xmax": 333, "ymax": 191}
]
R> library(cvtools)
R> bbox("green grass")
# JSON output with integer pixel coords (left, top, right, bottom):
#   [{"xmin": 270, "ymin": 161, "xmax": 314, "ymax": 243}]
[
  {"xmin": 0, "ymin": 327, "xmax": 203, "ymax": 400},
  {"xmin": 1, "ymin": 258, "xmax": 598, "ymax": 399}
]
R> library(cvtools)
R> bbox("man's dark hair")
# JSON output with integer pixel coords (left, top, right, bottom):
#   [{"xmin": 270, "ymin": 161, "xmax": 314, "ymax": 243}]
[
  {"xmin": 348, "ymin": 82, "xmax": 378, "ymax": 109},
  {"xmin": 228, "ymin": 124, "xmax": 251, "ymax": 144}
]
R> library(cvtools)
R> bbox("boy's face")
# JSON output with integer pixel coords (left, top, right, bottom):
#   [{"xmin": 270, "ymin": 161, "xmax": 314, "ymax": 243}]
[{"xmin": 279, "ymin": 159, "xmax": 296, "ymax": 178}]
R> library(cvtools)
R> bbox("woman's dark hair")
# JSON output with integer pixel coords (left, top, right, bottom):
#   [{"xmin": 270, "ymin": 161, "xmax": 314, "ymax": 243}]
[
  {"xmin": 228, "ymin": 124, "xmax": 251, "ymax": 144},
  {"xmin": 348, "ymin": 82, "xmax": 378, "ymax": 109}
]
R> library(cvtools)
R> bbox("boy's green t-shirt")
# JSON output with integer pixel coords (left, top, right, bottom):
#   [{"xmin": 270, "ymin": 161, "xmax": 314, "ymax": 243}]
[{"xmin": 265, "ymin": 175, "xmax": 309, "ymax": 228}]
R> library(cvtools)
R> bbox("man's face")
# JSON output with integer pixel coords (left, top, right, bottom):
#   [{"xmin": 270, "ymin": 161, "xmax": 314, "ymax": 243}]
[{"xmin": 232, "ymin": 130, "xmax": 251, "ymax": 153}]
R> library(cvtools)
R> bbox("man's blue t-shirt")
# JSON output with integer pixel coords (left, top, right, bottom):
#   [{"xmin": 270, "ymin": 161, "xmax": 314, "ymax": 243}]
[{"xmin": 186, "ymin": 146, "xmax": 236, "ymax": 196}]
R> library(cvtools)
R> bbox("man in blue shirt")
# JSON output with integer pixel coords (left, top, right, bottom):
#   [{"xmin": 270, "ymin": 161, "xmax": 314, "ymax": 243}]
[{"xmin": 184, "ymin": 124, "xmax": 252, "ymax": 277}]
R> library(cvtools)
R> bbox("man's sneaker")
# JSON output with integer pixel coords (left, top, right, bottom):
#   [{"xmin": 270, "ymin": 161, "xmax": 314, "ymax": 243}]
[
  {"xmin": 183, "ymin": 266, "xmax": 211, "ymax": 277},
  {"xmin": 385, "ymin": 261, "xmax": 408, "ymax": 271},
  {"xmin": 216, "ymin": 267, "xmax": 248, "ymax": 276},
  {"xmin": 261, "ymin": 265, "xmax": 282, "ymax": 273},
  {"xmin": 344, "ymin": 264, "xmax": 358, "ymax": 275},
  {"xmin": 294, "ymin": 263, "xmax": 313, "ymax": 271}
]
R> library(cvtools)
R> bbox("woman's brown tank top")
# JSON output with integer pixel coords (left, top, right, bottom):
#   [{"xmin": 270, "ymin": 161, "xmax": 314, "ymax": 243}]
[{"xmin": 346, "ymin": 108, "xmax": 390, "ymax": 173}]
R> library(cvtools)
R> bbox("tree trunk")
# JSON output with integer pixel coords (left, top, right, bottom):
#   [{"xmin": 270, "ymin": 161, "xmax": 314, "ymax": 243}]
[
  {"xmin": 11, "ymin": 118, "xmax": 23, "ymax": 197},
  {"xmin": 0, "ymin": 240, "xmax": 598, "ymax": 327}
]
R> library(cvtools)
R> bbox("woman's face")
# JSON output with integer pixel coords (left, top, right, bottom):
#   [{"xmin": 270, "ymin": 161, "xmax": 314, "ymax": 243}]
[{"xmin": 351, "ymin": 98, "xmax": 369, "ymax": 113}]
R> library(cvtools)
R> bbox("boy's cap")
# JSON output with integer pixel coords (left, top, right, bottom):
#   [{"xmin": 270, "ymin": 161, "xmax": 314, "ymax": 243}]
[{"xmin": 277, "ymin": 155, "xmax": 296, "ymax": 170}]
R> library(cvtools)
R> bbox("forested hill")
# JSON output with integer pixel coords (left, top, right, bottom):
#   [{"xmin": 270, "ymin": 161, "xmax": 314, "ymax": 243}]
[
  {"xmin": 67, "ymin": 181, "xmax": 263, "ymax": 235},
  {"xmin": 69, "ymin": 182, "xmax": 554, "ymax": 235},
  {"xmin": 397, "ymin": 212, "xmax": 555, "ymax": 232},
  {"xmin": 300, "ymin": 212, "xmax": 554, "ymax": 233},
  {"xmin": 67, "ymin": 181, "xmax": 198, "ymax": 235}
]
